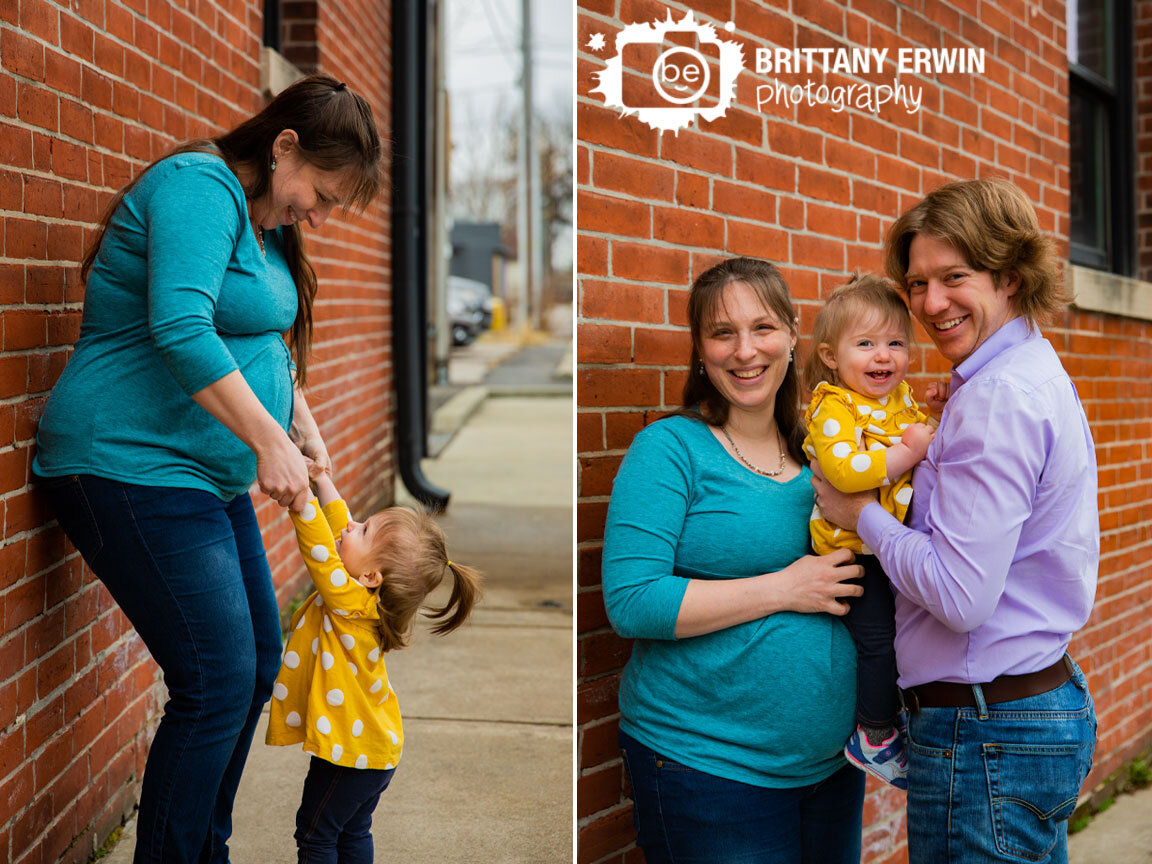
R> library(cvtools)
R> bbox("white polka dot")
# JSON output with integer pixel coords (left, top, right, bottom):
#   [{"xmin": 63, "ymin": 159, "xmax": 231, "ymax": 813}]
[
  {"xmin": 333, "ymin": 608, "xmax": 349, "ymax": 616},
  {"xmin": 388, "ymin": 730, "xmax": 399, "ymax": 746},
  {"xmin": 295, "ymin": 615, "xmax": 307, "ymax": 630},
  {"xmin": 858, "ymin": 404, "xmax": 872, "ymax": 415},
  {"xmin": 340, "ymin": 634, "xmax": 356, "ymax": 650},
  {"xmin": 285, "ymin": 711, "xmax": 301, "ymax": 727},
  {"xmin": 384, "ymin": 761, "xmax": 394, "ymax": 770},
  {"xmin": 895, "ymin": 486, "xmax": 914, "ymax": 506},
  {"xmin": 869, "ymin": 441, "xmax": 885, "ymax": 451},
  {"xmin": 810, "ymin": 505, "xmax": 822, "ymax": 520},
  {"xmin": 812, "ymin": 403, "xmax": 821, "ymax": 418},
  {"xmin": 370, "ymin": 679, "xmax": 383, "ymax": 694},
  {"xmin": 327, "ymin": 688, "xmax": 344, "ymax": 706},
  {"xmin": 850, "ymin": 453, "xmax": 872, "ymax": 473},
  {"xmin": 832, "ymin": 528, "xmax": 841, "ymax": 538},
  {"xmin": 868, "ymin": 424, "xmax": 886, "ymax": 436},
  {"xmin": 321, "ymin": 652, "xmax": 335, "ymax": 670},
  {"xmin": 310, "ymin": 544, "xmax": 329, "ymax": 562},
  {"xmin": 367, "ymin": 647, "xmax": 380, "ymax": 664},
  {"xmin": 904, "ymin": 393, "xmax": 913, "ymax": 407},
  {"xmin": 315, "ymin": 595, "xmax": 324, "ymax": 608},
  {"xmin": 882, "ymin": 477, "xmax": 890, "ymax": 486},
  {"xmin": 832, "ymin": 442, "xmax": 851, "ymax": 459},
  {"xmin": 378, "ymin": 693, "xmax": 390, "ymax": 704},
  {"xmin": 822, "ymin": 418, "xmax": 841, "ymax": 437},
  {"xmin": 880, "ymin": 395, "xmax": 889, "ymax": 405},
  {"xmin": 355, "ymin": 755, "xmax": 368, "ymax": 769},
  {"xmin": 348, "ymin": 662, "xmax": 358, "ymax": 676},
  {"xmin": 316, "ymin": 715, "xmax": 331, "ymax": 735},
  {"xmin": 806, "ymin": 445, "xmax": 816, "ymax": 458},
  {"xmin": 323, "ymin": 615, "xmax": 333, "ymax": 633},
  {"xmin": 889, "ymin": 436, "xmax": 902, "ymax": 444},
  {"xmin": 283, "ymin": 651, "xmax": 300, "ymax": 669},
  {"xmin": 273, "ymin": 682, "xmax": 288, "ymax": 700},
  {"xmin": 898, "ymin": 423, "xmax": 909, "ymax": 430},
  {"xmin": 873, "ymin": 410, "xmax": 886, "ymax": 421},
  {"xmin": 352, "ymin": 719, "xmax": 364, "ymax": 738},
  {"xmin": 311, "ymin": 638, "xmax": 319, "ymax": 655},
  {"xmin": 330, "ymin": 568, "xmax": 347, "ymax": 587},
  {"xmin": 301, "ymin": 502, "xmax": 317, "ymax": 521},
  {"xmin": 332, "ymin": 744, "xmax": 343, "ymax": 762}
]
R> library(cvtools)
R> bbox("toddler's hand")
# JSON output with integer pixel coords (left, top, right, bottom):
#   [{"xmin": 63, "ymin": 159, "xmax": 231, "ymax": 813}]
[
  {"xmin": 303, "ymin": 457, "xmax": 330, "ymax": 480},
  {"xmin": 924, "ymin": 380, "xmax": 950, "ymax": 417},
  {"xmin": 901, "ymin": 423, "xmax": 935, "ymax": 461}
]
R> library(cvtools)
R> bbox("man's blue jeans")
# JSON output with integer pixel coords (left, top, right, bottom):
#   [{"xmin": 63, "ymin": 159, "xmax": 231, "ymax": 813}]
[
  {"xmin": 619, "ymin": 729, "xmax": 864, "ymax": 864},
  {"xmin": 40, "ymin": 475, "xmax": 282, "ymax": 864},
  {"xmin": 905, "ymin": 659, "xmax": 1097, "ymax": 864}
]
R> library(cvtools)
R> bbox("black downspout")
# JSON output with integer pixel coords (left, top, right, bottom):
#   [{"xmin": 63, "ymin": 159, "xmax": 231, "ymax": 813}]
[{"xmin": 392, "ymin": 0, "xmax": 450, "ymax": 512}]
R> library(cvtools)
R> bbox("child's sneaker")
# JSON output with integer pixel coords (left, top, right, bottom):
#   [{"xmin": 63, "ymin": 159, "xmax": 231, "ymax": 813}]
[{"xmin": 844, "ymin": 726, "xmax": 908, "ymax": 790}]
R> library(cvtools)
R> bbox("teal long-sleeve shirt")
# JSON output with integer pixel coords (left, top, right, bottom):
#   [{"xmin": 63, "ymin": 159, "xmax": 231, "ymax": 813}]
[
  {"xmin": 33, "ymin": 152, "xmax": 298, "ymax": 499},
  {"xmin": 602, "ymin": 415, "xmax": 857, "ymax": 788}
]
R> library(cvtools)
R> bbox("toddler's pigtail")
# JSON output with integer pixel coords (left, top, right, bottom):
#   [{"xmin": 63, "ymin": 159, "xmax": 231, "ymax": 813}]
[{"xmin": 425, "ymin": 560, "xmax": 483, "ymax": 636}]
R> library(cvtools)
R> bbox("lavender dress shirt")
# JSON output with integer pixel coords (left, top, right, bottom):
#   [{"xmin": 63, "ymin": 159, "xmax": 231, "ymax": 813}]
[{"xmin": 858, "ymin": 316, "xmax": 1099, "ymax": 689}]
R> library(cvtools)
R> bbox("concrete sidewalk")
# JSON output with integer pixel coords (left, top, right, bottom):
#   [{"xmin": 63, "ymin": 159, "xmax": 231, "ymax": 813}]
[
  {"xmin": 1069, "ymin": 783, "xmax": 1152, "ymax": 863},
  {"xmin": 103, "ymin": 338, "xmax": 573, "ymax": 862}
]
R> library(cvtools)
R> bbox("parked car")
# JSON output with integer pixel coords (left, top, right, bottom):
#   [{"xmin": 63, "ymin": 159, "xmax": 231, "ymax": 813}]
[{"xmin": 448, "ymin": 276, "xmax": 495, "ymax": 330}]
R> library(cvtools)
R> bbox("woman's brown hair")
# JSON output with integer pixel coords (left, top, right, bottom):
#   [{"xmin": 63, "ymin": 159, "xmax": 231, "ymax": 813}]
[
  {"xmin": 363, "ymin": 507, "xmax": 483, "ymax": 653},
  {"xmin": 883, "ymin": 178, "xmax": 1067, "ymax": 327},
  {"xmin": 803, "ymin": 273, "xmax": 913, "ymax": 393},
  {"xmin": 676, "ymin": 257, "xmax": 806, "ymax": 464},
  {"xmin": 80, "ymin": 73, "xmax": 384, "ymax": 385}
]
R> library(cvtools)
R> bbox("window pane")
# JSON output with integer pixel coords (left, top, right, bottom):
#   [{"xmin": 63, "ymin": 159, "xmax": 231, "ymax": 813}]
[
  {"xmin": 1070, "ymin": 86, "xmax": 1110, "ymax": 267},
  {"xmin": 1073, "ymin": 0, "xmax": 1113, "ymax": 83}
]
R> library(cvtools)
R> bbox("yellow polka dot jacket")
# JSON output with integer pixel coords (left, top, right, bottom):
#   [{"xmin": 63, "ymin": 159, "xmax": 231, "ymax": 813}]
[
  {"xmin": 803, "ymin": 380, "xmax": 927, "ymax": 556},
  {"xmin": 265, "ymin": 497, "xmax": 403, "ymax": 770}
]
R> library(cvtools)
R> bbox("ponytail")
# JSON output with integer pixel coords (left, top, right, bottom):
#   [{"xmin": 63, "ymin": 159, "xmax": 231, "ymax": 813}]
[{"xmin": 424, "ymin": 561, "xmax": 483, "ymax": 637}]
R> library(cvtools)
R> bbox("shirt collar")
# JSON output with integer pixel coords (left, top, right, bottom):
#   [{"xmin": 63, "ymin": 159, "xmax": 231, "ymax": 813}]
[{"xmin": 950, "ymin": 316, "xmax": 1033, "ymax": 392}]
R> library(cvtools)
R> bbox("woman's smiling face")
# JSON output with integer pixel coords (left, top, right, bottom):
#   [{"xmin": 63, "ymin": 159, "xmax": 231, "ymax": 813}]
[
  {"xmin": 698, "ymin": 281, "xmax": 795, "ymax": 417},
  {"xmin": 250, "ymin": 130, "xmax": 355, "ymax": 231}
]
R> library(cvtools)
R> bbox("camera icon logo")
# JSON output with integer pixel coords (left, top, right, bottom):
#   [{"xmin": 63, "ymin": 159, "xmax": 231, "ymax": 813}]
[{"xmin": 591, "ymin": 10, "xmax": 744, "ymax": 134}]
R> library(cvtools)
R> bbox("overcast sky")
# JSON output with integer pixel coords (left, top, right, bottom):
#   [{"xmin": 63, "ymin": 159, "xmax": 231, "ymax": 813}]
[{"xmin": 445, "ymin": 0, "xmax": 573, "ymax": 271}]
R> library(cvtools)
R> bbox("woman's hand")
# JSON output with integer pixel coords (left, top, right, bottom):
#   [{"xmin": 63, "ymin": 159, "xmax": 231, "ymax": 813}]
[
  {"xmin": 775, "ymin": 549, "xmax": 864, "ymax": 615},
  {"xmin": 811, "ymin": 462, "xmax": 877, "ymax": 532},
  {"xmin": 289, "ymin": 387, "xmax": 332, "ymax": 477},
  {"xmin": 255, "ymin": 433, "xmax": 312, "ymax": 512}
]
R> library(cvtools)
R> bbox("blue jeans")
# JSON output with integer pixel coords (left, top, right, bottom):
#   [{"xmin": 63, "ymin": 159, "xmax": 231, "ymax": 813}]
[
  {"xmin": 39, "ymin": 475, "xmax": 282, "ymax": 864},
  {"xmin": 619, "ymin": 729, "xmax": 864, "ymax": 864},
  {"xmin": 905, "ymin": 660, "xmax": 1097, "ymax": 864},
  {"xmin": 295, "ymin": 755, "xmax": 395, "ymax": 863}
]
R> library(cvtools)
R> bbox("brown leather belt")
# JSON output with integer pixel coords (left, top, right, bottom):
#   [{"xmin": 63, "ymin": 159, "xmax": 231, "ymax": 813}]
[{"xmin": 901, "ymin": 655, "xmax": 1074, "ymax": 712}]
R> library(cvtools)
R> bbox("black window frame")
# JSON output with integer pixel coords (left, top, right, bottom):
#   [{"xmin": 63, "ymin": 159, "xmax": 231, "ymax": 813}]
[{"xmin": 1069, "ymin": 0, "xmax": 1135, "ymax": 276}]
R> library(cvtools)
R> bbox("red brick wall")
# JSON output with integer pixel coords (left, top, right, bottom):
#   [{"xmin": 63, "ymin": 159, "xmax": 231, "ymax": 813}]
[
  {"xmin": 576, "ymin": 2, "xmax": 1152, "ymax": 862},
  {"xmin": 0, "ymin": 2, "xmax": 393, "ymax": 861}
]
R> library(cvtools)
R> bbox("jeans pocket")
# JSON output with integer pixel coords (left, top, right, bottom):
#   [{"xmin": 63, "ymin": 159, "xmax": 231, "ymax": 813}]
[
  {"xmin": 43, "ymin": 475, "xmax": 104, "ymax": 562},
  {"xmin": 983, "ymin": 742, "xmax": 1082, "ymax": 861}
]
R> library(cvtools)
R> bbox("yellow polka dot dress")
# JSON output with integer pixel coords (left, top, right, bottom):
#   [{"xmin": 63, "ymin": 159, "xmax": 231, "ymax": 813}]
[
  {"xmin": 803, "ymin": 380, "xmax": 927, "ymax": 556},
  {"xmin": 266, "ymin": 497, "xmax": 403, "ymax": 770}
]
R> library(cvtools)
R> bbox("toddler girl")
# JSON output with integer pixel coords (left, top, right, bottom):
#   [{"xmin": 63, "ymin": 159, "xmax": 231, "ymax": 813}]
[
  {"xmin": 266, "ymin": 469, "xmax": 481, "ymax": 861},
  {"xmin": 803, "ymin": 273, "xmax": 934, "ymax": 789}
]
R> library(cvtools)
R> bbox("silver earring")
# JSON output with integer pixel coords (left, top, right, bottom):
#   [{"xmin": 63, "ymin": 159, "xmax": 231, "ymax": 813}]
[
  {"xmin": 698, "ymin": 362, "xmax": 705, "ymax": 375},
  {"xmin": 789, "ymin": 349, "xmax": 794, "ymax": 363},
  {"xmin": 271, "ymin": 157, "xmax": 277, "ymax": 171}
]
